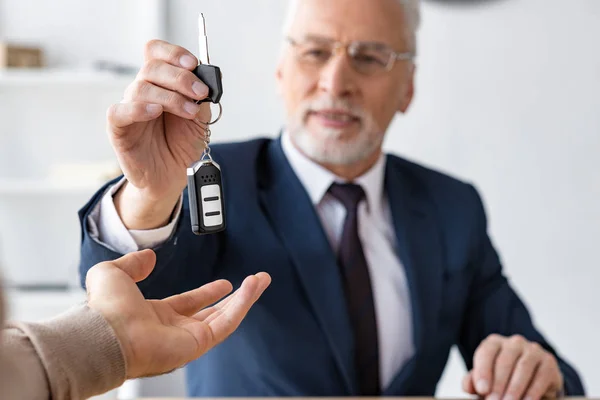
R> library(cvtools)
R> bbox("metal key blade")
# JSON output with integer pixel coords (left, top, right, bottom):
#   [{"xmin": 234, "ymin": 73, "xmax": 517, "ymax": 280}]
[{"xmin": 199, "ymin": 13, "xmax": 210, "ymax": 65}]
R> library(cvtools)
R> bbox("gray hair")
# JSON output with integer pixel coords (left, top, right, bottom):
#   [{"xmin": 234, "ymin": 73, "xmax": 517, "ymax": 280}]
[{"xmin": 282, "ymin": 0, "xmax": 421, "ymax": 50}]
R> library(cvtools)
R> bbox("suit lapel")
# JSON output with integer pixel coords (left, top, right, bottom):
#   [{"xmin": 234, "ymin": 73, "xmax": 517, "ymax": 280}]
[
  {"xmin": 384, "ymin": 158, "xmax": 445, "ymax": 392},
  {"xmin": 258, "ymin": 139, "xmax": 357, "ymax": 394}
]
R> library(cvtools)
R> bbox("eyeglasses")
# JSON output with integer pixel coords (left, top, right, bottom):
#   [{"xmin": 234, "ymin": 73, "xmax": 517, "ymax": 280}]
[{"xmin": 285, "ymin": 35, "xmax": 415, "ymax": 76}]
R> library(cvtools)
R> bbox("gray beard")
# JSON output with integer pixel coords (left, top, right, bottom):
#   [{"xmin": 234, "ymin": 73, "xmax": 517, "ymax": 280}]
[{"xmin": 289, "ymin": 125, "xmax": 384, "ymax": 166}]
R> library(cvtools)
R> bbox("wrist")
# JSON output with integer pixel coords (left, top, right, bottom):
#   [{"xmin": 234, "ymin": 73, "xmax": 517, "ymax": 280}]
[
  {"xmin": 114, "ymin": 181, "xmax": 181, "ymax": 230},
  {"xmin": 91, "ymin": 305, "xmax": 137, "ymax": 379}
]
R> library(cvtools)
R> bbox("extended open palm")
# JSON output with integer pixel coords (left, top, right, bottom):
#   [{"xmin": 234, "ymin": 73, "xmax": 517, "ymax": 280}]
[{"xmin": 86, "ymin": 250, "xmax": 271, "ymax": 379}]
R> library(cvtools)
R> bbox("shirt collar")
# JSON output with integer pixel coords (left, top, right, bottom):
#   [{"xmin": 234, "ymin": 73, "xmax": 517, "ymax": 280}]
[{"xmin": 281, "ymin": 131, "xmax": 387, "ymax": 215}]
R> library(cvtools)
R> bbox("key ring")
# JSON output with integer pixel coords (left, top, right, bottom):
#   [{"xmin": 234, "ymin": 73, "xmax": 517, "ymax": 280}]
[
  {"xmin": 201, "ymin": 146, "xmax": 213, "ymax": 162},
  {"xmin": 208, "ymin": 102, "xmax": 223, "ymax": 125},
  {"xmin": 196, "ymin": 102, "xmax": 222, "ymax": 162},
  {"xmin": 199, "ymin": 126, "xmax": 213, "ymax": 161},
  {"xmin": 196, "ymin": 102, "xmax": 223, "ymax": 125},
  {"xmin": 196, "ymin": 103, "xmax": 222, "ymax": 129}
]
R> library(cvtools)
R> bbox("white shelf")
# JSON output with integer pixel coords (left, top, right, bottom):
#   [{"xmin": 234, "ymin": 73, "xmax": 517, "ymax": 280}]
[
  {"xmin": 0, "ymin": 68, "xmax": 134, "ymax": 87},
  {"xmin": 0, "ymin": 179, "xmax": 102, "ymax": 195}
]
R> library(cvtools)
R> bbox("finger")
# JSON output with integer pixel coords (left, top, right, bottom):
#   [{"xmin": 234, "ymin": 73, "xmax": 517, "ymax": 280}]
[
  {"xmin": 137, "ymin": 59, "xmax": 209, "ymax": 102},
  {"xmin": 193, "ymin": 272, "xmax": 271, "ymax": 323},
  {"xmin": 504, "ymin": 343, "xmax": 545, "ymax": 400},
  {"xmin": 250, "ymin": 272, "xmax": 273, "ymax": 293},
  {"xmin": 85, "ymin": 249, "xmax": 156, "ymax": 295},
  {"xmin": 144, "ymin": 39, "xmax": 198, "ymax": 71},
  {"xmin": 463, "ymin": 370, "xmax": 477, "ymax": 395},
  {"xmin": 523, "ymin": 355, "xmax": 562, "ymax": 400},
  {"xmin": 123, "ymin": 80, "xmax": 202, "ymax": 119},
  {"xmin": 212, "ymin": 273, "xmax": 271, "ymax": 323},
  {"xmin": 204, "ymin": 273, "xmax": 271, "ymax": 323},
  {"xmin": 206, "ymin": 273, "xmax": 271, "ymax": 343},
  {"xmin": 192, "ymin": 293, "xmax": 233, "ymax": 322},
  {"xmin": 215, "ymin": 272, "xmax": 271, "ymax": 318},
  {"xmin": 473, "ymin": 334, "xmax": 503, "ymax": 395},
  {"xmin": 491, "ymin": 335, "xmax": 527, "ymax": 397},
  {"xmin": 106, "ymin": 249, "xmax": 157, "ymax": 282},
  {"xmin": 107, "ymin": 102, "xmax": 163, "ymax": 129},
  {"xmin": 192, "ymin": 280, "xmax": 253, "ymax": 324},
  {"xmin": 164, "ymin": 279, "xmax": 233, "ymax": 317}
]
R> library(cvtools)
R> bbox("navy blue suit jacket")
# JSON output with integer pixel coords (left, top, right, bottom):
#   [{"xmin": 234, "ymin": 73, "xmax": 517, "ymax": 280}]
[{"xmin": 78, "ymin": 137, "xmax": 584, "ymax": 396}]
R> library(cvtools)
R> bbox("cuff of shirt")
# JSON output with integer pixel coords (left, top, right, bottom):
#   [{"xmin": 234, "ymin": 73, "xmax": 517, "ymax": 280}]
[{"xmin": 87, "ymin": 177, "xmax": 183, "ymax": 253}]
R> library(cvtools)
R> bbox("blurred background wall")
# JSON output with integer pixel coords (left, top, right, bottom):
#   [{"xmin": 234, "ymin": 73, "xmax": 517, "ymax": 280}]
[{"xmin": 0, "ymin": 0, "xmax": 598, "ymax": 397}]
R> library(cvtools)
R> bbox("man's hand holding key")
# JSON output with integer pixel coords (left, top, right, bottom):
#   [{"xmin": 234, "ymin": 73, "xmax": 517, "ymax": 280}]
[{"xmin": 108, "ymin": 40, "xmax": 212, "ymax": 231}]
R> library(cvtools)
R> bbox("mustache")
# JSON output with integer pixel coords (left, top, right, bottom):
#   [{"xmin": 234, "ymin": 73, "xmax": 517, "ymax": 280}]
[{"xmin": 298, "ymin": 97, "xmax": 367, "ymax": 120}]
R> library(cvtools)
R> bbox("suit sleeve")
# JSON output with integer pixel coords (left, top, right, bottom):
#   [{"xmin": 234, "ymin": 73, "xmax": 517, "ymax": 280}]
[
  {"xmin": 457, "ymin": 185, "xmax": 585, "ymax": 395},
  {"xmin": 78, "ymin": 179, "xmax": 220, "ymax": 300}
]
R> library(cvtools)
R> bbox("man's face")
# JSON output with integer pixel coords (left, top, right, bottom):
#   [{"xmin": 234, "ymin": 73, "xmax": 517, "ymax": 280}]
[{"xmin": 277, "ymin": 0, "xmax": 415, "ymax": 166}]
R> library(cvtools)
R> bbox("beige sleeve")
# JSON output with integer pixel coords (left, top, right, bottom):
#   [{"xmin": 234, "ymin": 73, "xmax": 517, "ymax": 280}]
[{"xmin": 0, "ymin": 296, "xmax": 126, "ymax": 400}]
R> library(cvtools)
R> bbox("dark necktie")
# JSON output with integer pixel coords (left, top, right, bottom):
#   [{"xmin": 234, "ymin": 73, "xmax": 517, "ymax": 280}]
[{"xmin": 328, "ymin": 182, "xmax": 380, "ymax": 396}]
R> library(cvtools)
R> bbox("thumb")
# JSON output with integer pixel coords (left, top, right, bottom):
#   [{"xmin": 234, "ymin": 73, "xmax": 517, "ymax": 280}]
[
  {"xmin": 109, "ymin": 249, "xmax": 156, "ymax": 282},
  {"xmin": 463, "ymin": 370, "xmax": 476, "ymax": 395},
  {"xmin": 86, "ymin": 249, "xmax": 156, "ymax": 291}
]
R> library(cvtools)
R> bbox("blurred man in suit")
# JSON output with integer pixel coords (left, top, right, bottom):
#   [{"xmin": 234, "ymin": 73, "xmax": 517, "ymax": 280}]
[{"xmin": 77, "ymin": 0, "xmax": 584, "ymax": 397}]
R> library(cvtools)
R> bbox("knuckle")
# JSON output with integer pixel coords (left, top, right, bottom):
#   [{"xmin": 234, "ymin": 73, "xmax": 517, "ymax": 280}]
[
  {"xmin": 487, "ymin": 333, "xmax": 503, "ymax": 343},
  {"xmin": 144, "ymin": 39, "xmax": 162, "ymax": 56},
  {"xmin": 106, "ymin": 103, "xmax": 119, "ymax": 120},
  {"xmin": 167, "ymin": 46, "xmax": 183, "ymax": 63},
  {"xmin": 165, "ymin": 91, "xmax": 183, "ymax": 107},
  {"xmin": 509, "ymin": 334, "xmax": 526, "ymax": 346},
  {"xmin": 517, "ymin": 352, "xmax": 538, "ymax": 370},
  {"xmin": 497, "ymin": 353, "xmax": 515, "ymax": 368},
  {"xmin": 479, "ymin": 333, "xmax": 502, "ymax": 349},
  {"xmin": 543, "ymin": 352, "xmax": 557, "ymax": 367},
  {"xmin": 174, "ymin": 68, "xmax": 189, "ymax": 86},
  {"xmin": 529, "ymin": 342, "xmax": 543, "ymax": 353},
  {"xmin": 473, "ymin": 345, "xmax": 487, "ymax": 360},
  {"xmin": 139, "ymin": 59, "xmax": 160, "ymax": 78},
  {"xmin": 130, "ymin": 80, "xmax": 149, "ymax": 100},
  {"xmin": 525, "ymin": 343, "xmax": 545, "ymax": 360}
]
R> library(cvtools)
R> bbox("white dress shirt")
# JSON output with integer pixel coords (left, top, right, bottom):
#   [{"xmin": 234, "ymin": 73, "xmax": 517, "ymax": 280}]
[{"xmin": 88, "ymin": 132, "xmax": 415, "ymax": 390}]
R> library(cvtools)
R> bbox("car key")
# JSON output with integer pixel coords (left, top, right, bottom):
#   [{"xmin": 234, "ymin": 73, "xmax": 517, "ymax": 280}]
[
  {"xmin": 194, "ymin": 13, "xmax": 223, "ymax": 104},
  {"xmin": 187, "ymin": 156, "xmax": 226, "ymax": 235},
  {"xmin": 187, "ymin": 13, "xmax": 226, "ymax": 235}
]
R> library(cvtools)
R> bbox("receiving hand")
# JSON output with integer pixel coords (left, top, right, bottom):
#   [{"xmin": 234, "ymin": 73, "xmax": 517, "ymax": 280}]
[{"xmin": 86, "ymin": 249, "xmax": 271, "ymax": 379}]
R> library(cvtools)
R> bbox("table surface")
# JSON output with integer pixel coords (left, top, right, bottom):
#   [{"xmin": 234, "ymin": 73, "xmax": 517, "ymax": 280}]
[{"xmin": 137, "ymin": 398, "xmax": 593, "ymax": 400}]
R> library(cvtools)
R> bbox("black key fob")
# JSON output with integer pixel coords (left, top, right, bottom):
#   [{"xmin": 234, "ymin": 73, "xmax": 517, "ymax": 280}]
[
  {"xmin": 194, "ymin": 64, "xmax": 223, "ymax": 104},
  {"xmin": 187, "ymin": 160, "xmax": 226, "ymax": 235}
]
